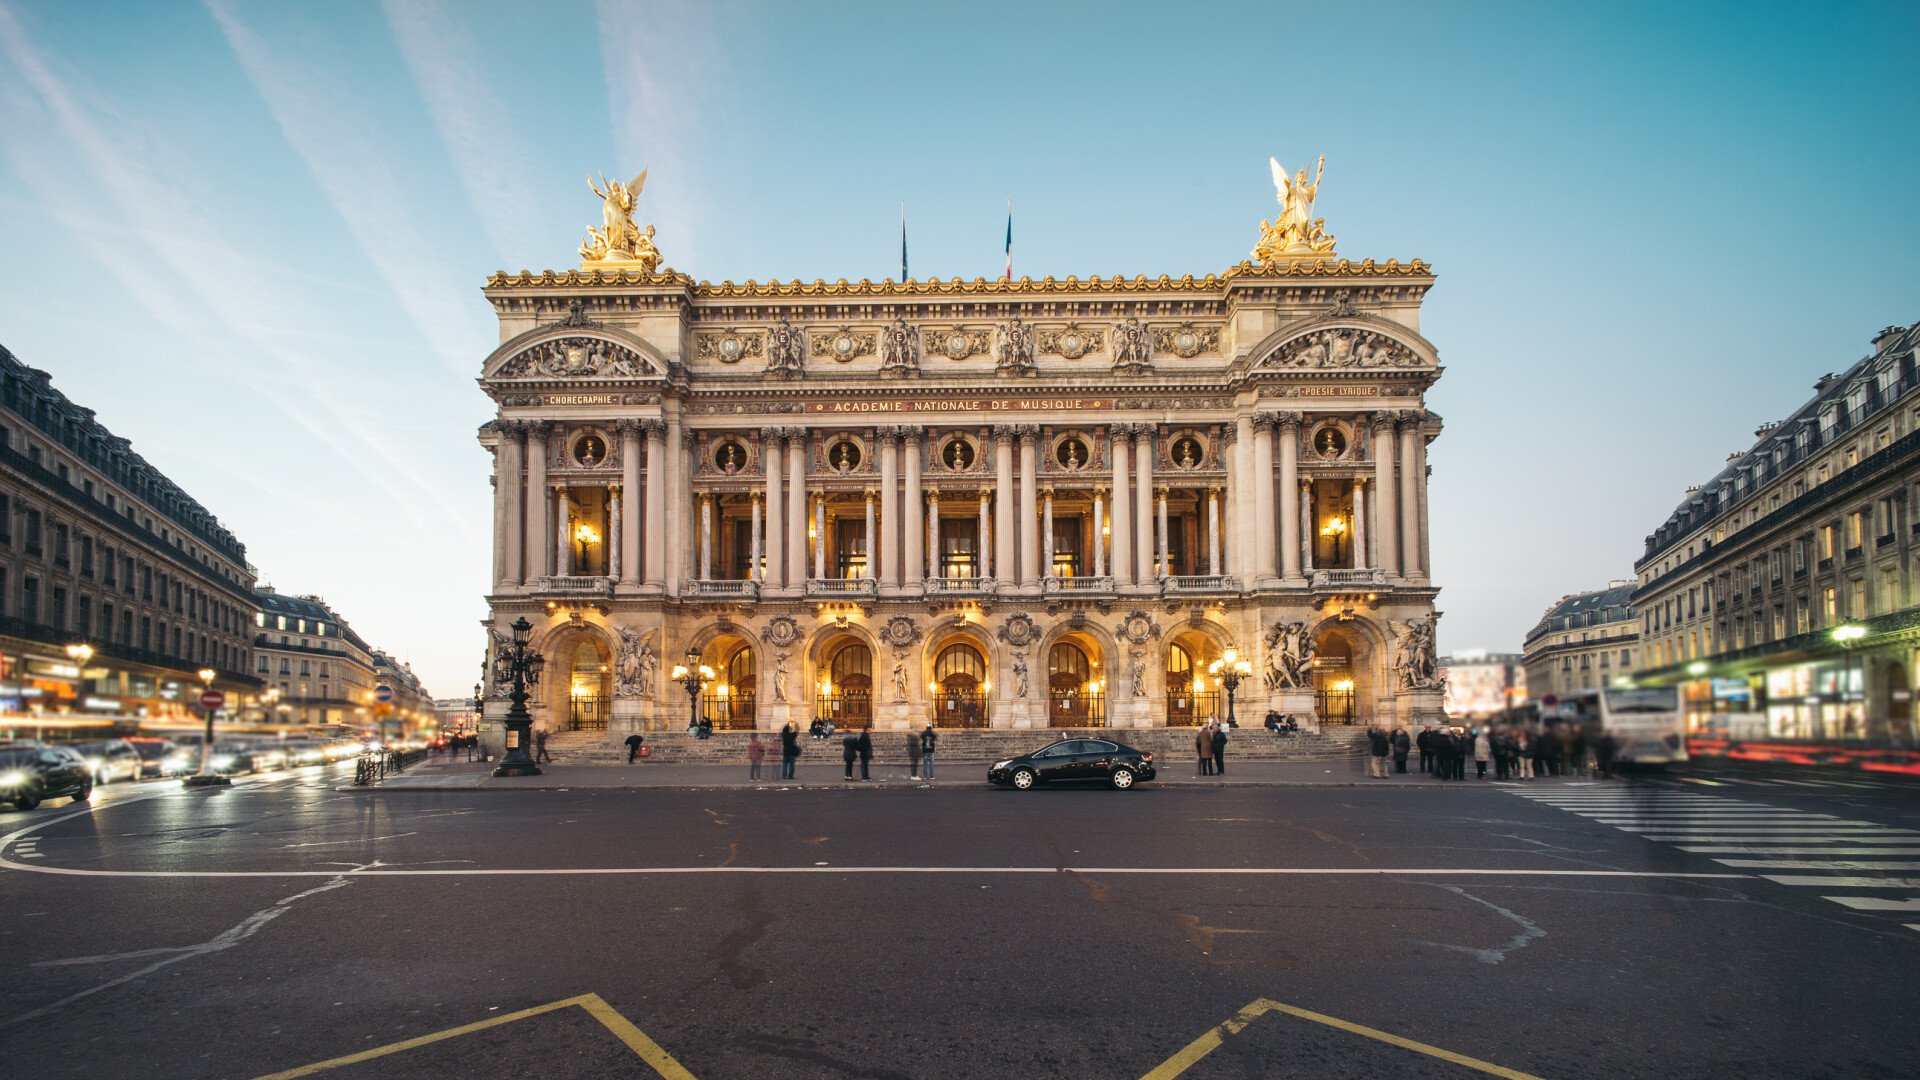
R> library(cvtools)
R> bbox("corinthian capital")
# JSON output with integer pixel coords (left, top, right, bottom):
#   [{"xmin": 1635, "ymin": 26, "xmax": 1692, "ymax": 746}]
[
  {"xmin": 1015, "ymin": 424, "xmax": 1042, "ymax": 444},
  {"xmin": 638, "ymin": 418, "xmax": 669, "ymax": 437},
  {"xmin": 991, "ymin": 424, "xmax": 1019, "ymax": 443}
]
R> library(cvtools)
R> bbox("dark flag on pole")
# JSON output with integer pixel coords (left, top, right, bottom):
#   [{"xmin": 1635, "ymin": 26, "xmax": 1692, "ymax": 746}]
[
  {"xmin": 900, "ymin": 202, "xmax": 908, "ymax": 282},
  {"xmin": 1004, "ymin": 200, "xmax": 1012, "ymax": 281}
]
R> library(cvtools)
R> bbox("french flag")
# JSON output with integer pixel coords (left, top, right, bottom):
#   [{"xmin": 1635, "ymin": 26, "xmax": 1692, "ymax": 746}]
[{"xmin": 1003, "ymin": 201, "xmax": 1012, "ymax": 281}]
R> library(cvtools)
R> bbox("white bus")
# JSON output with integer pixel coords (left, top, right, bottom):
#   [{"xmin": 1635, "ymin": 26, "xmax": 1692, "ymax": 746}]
[{"xmin": 1548, "ymin": 686, "xmax": 1687, "ymax": 765}]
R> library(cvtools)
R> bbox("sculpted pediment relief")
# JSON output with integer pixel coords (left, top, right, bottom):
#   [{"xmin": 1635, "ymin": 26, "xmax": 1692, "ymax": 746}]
[
  {"xmin": 1249, "ymin": 306, "xmax": 1437, "ymax": 374},
  {"xmin": 481, "ymin": 324, "xmax": 668, "ymax": 382}
]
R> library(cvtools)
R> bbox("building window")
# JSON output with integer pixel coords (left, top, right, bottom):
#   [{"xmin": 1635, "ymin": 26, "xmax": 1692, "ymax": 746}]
[
  {"xmin": 139, "ymin": 616, "xmax": 150, "ymax": 650},
  {"xmin": 1846, "ymin": 511, "xmax": 1865, "ymax": 551},
  {"xmin": 1773, "ymin": 606, "xmax": 1786, "ymax": 640},
  {"xmin": 1820, "ymin": 524, "xmax": 1837, "ymax": 560},
  {"xmin": 21, "ymin": 576, "xmax": 37, "ymax": 622},
  {"xmin": 1852, "ymin": 578, "xmax": 1867, "ymax": 618},
  {"xmin": 939, "ymin": 517, "xmax": 980, "ymax": 578},
  {"xmin": 299, "ymin": 660, "xmax": 310, "ymax": 676},
  {"xmin": 141, "ymin": 566, "xmax": 152, "ymax": 600},
  {"xmin": 101, "ymin": 545, "xmax": 113, "ymax": 584},
  {"xmin": 77, "ymin": 595, "xmax": 90, "ymax": 635},
  {"xmin": 53, "ymin": 523, "xmax": 67, "ymax": 566},
  {"xmin": 258, "ymin": 655, "xmax": 269, "ymax": 673},
  {"xmin": 1822, "ymin": 587, "xmax": 1838, "ymax": 624},
  {"xmin": 1883, "ymin": 568, "xmax": 1900, "ymax": 612},
  {"xmin": 279, "ymin": 658, "xmax": 291, "ymax": 675},
  {"xmin": 121, "ymin": 609, "xmax": 132, "ymax": 644},
  {"xmin": 1620, "ymin": 649, "xmax": 1632, "ymax": 667},
  {"xmin": 255, "ymin": 612, "xmax": 265, "ymax": 627},
  {"xmin": 25, "ymin": 509, "xmax": 40, "ymax": 555},
  {"xmin": 50, "ymin": 585, "xmax": 65, "ymax": 629},
  {"xmin": 0, "ymin": 495, "xmax": 9, "ymax": 547}
]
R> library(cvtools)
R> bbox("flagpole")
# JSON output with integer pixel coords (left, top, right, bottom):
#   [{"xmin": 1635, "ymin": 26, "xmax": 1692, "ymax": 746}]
[
  {"xmin": 900, "ymin": 200, "xmax": 908, "ymax": 283},
  {"xmin": 1004, "ymin": 198, "xmax": 1012, "ymax": 282}
]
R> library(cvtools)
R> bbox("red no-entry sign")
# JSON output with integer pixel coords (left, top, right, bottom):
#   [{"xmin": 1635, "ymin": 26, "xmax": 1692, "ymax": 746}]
[{"xmin": 200, "ymin": 689, "xmax": 226, "ymax": 711}]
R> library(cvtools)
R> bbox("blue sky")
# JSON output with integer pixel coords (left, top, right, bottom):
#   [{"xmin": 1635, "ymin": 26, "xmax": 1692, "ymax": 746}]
[{"xmin": 2, "ymin": 1, "xmax": 1915, "ymax": 695}]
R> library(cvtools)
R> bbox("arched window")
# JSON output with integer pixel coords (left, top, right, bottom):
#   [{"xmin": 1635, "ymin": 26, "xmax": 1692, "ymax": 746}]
[
  {"xmin": 1166, "ymin": 644, "xmax": 1192, "ymax": 679},
  {"xmin": 829, "ymin": 642, "xmax": 872, "ymax": 685},
  {"xmin": 725, "ymin": 646, "xmax": 756, "ymax": 696},
  {"xmin": 826, "ymin": 641, "xmax": 872, "ymax": 724},
  {"xmin": 934, "ymin": 642, "xmax": 986, "ymax": 689},
  {"xmin": 1048, "ymin": 641, "xmax": 1090, "ymax": 691}
]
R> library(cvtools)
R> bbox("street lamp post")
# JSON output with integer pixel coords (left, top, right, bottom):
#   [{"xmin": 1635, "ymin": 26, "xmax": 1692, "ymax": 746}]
[
  {"xmin": 672, "ymin": 647, "xmax": 714, "ymax": 733},
  {"xmin": 1833, "ymin": 625, "xmax": 1867, "ymax": 736},
  {"xmin": 491, "ymin": 616, "xmax": 546, "ymax": 777},
  {"xmin": 1208, "ymin": 646, "xmax": 1254, "ymax": 728},
  {"xmin": 185, "ymin": 666, "xmax": 229, "ymax": 788}
]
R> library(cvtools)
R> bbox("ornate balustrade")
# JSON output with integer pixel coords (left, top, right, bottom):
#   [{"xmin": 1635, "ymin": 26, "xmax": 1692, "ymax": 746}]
[
  {"xmin": 533, "ymin": 576, "xmax": 614, "ymax": 596},
  {"xmin": 1164, "ymin": 575, "xmax": 1236, "ymax": 594},
  {"xmin": 1311, "ymin": 569, "xmax": 1386, "ymax": 588},
  {"xmin": 689, "ymin": 578, "xmax": 758, "ymax": 599},
  {"xmin": 925, "ymin": 576, "xmax": 996, "ymax": 596},
  {"xmin": 1044, "ymin": 576, "xmax": 1114, "ymax": 594},
  {"xmin": 806, "ymin": 578, "xmax": 878, "ymax": 598}
]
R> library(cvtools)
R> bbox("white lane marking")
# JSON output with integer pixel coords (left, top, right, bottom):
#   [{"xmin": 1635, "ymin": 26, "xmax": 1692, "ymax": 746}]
[
  {"xmin": 1621, "ymin": 827, "xmax": 1916, "ymax": 834},
  {"xmin": 1765, "ymin": 876, "xmax": 1920, "ymax": 887},
  {"xmin": 1714, "ymin": 859, "xmax": 1920, "ymax": 870},
  {"xmin": 1650, "ymin": 836, "xmax": 1920, "ymax": 844},
  {"xmin": 0, "ymin": 859, "xmax": 1753, "ymax": 880},
  {"xmin": 1, "ymin": 875, "xmax": 353, "ymax": 1027},
  {"xmin": 1823, "ymin": 896, "xmax": 1920, "ymax": 911},
  {"xmin": 1679, "ymin": 846, "xmax": 1920, "ymax": 855},
  {"xmin": 281, "ymin": 832, "xmax": 418, "ymax": 849}
]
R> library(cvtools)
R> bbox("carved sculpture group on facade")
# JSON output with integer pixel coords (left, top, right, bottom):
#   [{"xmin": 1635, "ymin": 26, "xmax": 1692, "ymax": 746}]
[
  {"xmin": 1263, "ymin": 620, "xmax": 1317, "ymax": 692},
  {"xmin": 1270, "ymin": 326, "xmax": 1420, "ymax": 369},
  {"xmin": 1389, "ymin": 616, "xmax": 1442, "ymax": 692},
  {"xmin": 879, "ymin": 318, "xmax": 921, "ymax": 378},
  {"xmin": 891, "ymin": 649, "xmax": 910, "ymax": 702},
  {"xmin": 498, "ymin": 336, "xmax": 644, "ymax": 378},
  {"xmin": 1111, "ymin": 317, "xmax": 1154, "ymax": 375},
  {"xmin": 1011, "ymin": 651, "xmax": 1030, "ymax": 699},
  {"xmin": 614, "ymin": 626, "xmax": 656, "ymax": 698},
  {"xmin": 996, "ymin": 613, "xmax": 1039, "ymax": 648},
  {"xmin": 771, "ymin": 651, "xmax": 792, "ymax": 703},
  {"xmin": 765, "ymin": 318, "xmax": 805, "ymax": 380},
  {"xmin": 996, "ymin": 318, "xmax": 1038, "ymax": 377}
]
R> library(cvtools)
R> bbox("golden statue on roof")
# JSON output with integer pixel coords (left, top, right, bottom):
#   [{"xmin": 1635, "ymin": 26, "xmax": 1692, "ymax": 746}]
[
  {"xmin": 579, "ymin": 168, "xmax": 661, "ymax": 271},
  {"xmin": 1252, "ymin": 155, "xmax": 1337, "ymax": 263}
]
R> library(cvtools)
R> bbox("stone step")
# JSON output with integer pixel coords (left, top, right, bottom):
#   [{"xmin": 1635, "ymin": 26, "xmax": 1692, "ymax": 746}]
[{"xmin": 542, "ymin": 727, "xmax": 1369, "ymax": 766}]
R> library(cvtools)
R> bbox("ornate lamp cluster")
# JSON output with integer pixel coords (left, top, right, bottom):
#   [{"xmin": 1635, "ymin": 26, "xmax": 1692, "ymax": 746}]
[
  {"xmin": 1208, "ymin": 646, "xmax": 1254, "ymax": 727},
  {"xmin": 671, "ymin": 647, "xmax": 715, "ymax": 731},
  {"xmin": 492, "ymin": 616, "xmax": 548, "ymax": 777}
]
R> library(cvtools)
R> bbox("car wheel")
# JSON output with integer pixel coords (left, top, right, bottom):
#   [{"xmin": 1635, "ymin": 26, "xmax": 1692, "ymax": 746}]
[
  {"xmin": 14, "ymin": 790, "xmax": 41, "ymax": 811},
  {"xmin": 71, "ymin": 781, "xmax": 92, "ymax": 803},
  {"xmin": 1011, "ymin": 767, "xmax": 1036, "ymax": 790},
  {"xmin": 1110, "ymin": 767, "xmax": 1135, "ymax": 790}
]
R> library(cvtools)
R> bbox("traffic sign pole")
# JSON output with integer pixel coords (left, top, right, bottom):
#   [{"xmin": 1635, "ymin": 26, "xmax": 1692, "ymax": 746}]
[{"xmin": 185, "ymin": 684, "xmax": 232, "ymax": 788}]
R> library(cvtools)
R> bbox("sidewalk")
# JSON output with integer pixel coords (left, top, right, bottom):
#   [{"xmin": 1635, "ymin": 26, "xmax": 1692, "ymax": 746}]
[{"xmin": 346, "ymin": 756, "xmax": 1619, "ymax": 792}]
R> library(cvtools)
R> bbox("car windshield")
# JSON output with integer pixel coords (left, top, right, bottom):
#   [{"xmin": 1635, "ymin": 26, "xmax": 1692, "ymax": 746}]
[
  {"xmin": 129, "ymin": 742, "xmax": 173, "ymax": 759},
  {"xmin": 1604, "ymin": 687, "xmax": 1679, "ymax": 714},
  {"xmin": 0, "ymin": 748, "xmax": 39, "ymax": 768}
]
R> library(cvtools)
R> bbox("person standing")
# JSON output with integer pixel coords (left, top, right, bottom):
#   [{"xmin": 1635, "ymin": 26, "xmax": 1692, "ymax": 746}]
[
  {"xmin": 841, "ymin": 729, "xmax": 858, "ymax": 781},
  {"xmin": 855, "ymin": 725, "xmax": 873, "ymax": 781},
  {"xmin": 1514, "ymin": 729, "xmax": 1533, "ymax": 779},
  {"xmin": 1366, "ymin": 726, "xmax": 1389, "ymax": 778},
  {"xmin": 780, "ymin": 722, "xmax": 799, "ymax": 780},
  {"xmin": 1416, "ymin": 726, "xmax": 1434, "ymax": 773},
  {"xmin": 1492, "ymin": 729, "xmax": 1510, "ymax": 780},
  {"xmin": 1211, "ymin": 721, "xmax": 1229, "ymax": 776},
  {"xmin": 534, "ymin": 728, "xmax": 552, "ymax": 764},
  {"xmin": 625, "ymin": 731, "xmax": 644, "ymax": 763},
  {"xmin": 747, "ymin": 734, "xmax": 765, "ymax": 781},
  {"xmin": 1392, "ymin": 727, "xmax": 1411, "ymax": 774},
  {"xmin": 906, "ymin": 730, "xmax": 923, "ymax": 780},
  {"xmin": 1196, "ymin": 722, "xmax": 1214, "ymax": 776},
  {"xmin": 920, "ymin": 724, "xmax": 938, "ymax": 779}
]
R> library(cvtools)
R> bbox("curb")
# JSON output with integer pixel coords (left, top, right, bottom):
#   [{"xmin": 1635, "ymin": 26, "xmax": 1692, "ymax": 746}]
[{"xmin": 336, "ymin": 779, "xmax": 1552, "ymax": 793}]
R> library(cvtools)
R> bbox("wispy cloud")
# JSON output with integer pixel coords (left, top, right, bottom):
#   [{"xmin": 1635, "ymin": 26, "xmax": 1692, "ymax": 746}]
[
  {"xmin": 203, "ymin": 0, "xmax": 488, "ymax": 372},
  {"xmin": 594, "ymin": 0, "xmax": 717, "ymax": 273},
  {"xmin": 379, "ymin": 0, "xmax": 556, "ymax": 272}
]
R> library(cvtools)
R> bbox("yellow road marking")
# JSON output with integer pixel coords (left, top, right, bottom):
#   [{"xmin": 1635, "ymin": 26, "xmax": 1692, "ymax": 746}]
[
  {"xmin": 1140, "ymin": 998, "xmax": 1548, "ymax": 1080},
  {"xmin": 248, "ymin": 992, "xmax": 698, "ymax": 1079}
]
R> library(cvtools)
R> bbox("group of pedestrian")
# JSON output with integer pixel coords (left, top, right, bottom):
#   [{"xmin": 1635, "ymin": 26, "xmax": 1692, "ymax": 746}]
[
  {"xmin": 1407, "ymin": 723, "xmax": 1618, "ymax": 780},
  {"xmin": 1195, "ymin": 720, "xmax": 1229, "ymax": 775},
  {"xmin": 1364, "ymin": 726, "xmax": 1413, "ymax": 777},
  {"xmin": 1262, "ymin": 709, "xmax": 1300, "ymax": 735},
  {"xmin": 435, "ymin": 734, "xmax": 479, "ymax": 761}
]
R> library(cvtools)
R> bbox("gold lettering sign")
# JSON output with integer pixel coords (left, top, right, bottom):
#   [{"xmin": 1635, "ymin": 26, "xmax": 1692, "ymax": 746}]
[
  {"xmin": 543, "ymin": 394, "xmax": 621, "ymax": 406},
  {"xmin": 808, "ymin": 398, "xmax": 1115, "ymax": 414},
  {"xmin": 1295, "ymin": 386, "xmax": 1380, "ymax": 397}
]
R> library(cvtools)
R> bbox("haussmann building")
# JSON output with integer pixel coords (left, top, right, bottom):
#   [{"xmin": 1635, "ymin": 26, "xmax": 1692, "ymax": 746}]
[{"xmin": 475, "ymin": 164, "xmax": 1448, "ymax": 756}]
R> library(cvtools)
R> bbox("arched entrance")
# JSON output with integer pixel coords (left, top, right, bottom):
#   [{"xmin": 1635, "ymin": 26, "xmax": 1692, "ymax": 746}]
[
  {"xmin": 567, "ymin": 638, "xmax": 612, "ymax": 731},
  {"xmin": 822, "ymin": 640, "xmax": 872, "ymax": 727},
  {"xmin": 696, "ymin": 636, "xmax": 756, "ymax": 730},
  {"xmin": 1314, "ymin": 633, "xmax": 1356, "ymax": 725},
  {"xmin": 1163, "ymin": 631, "xmax": 1222, "ymax": 726},
  {"xmin": 1047, "ymin": 640, "xmax": 1105, "ymax": 725},
  {"xmin": 932, "ymin": 640, "xmax": 989, "ymax": 728}
]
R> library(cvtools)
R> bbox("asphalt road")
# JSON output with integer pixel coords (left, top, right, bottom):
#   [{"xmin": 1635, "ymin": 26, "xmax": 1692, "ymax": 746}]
[{"xmin": 2, "ymin": 760, "xmax": 1917, "ymax": 1080}]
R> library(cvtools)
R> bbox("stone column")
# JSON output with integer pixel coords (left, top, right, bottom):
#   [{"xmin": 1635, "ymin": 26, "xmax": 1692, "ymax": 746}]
[
  {"xmin": 554, "ymin": 484, "xmax": 572, "ymax": 577},
  {"xmin": 1109, "ymin": 426, "xmax": 1132, "ymax": 586},
  {"xmin": 863, "ymin": 488, "xmax": 877, "ymax": 580},
  {"xmin": 1278, "ymin": 413, "xmax": 1303, "ymax": 583},
  {"xmin": 491, "ymin": 435, "xmax": 509, "ymax": 588},
  {"xmin": 978, "ymin": 488, "xmax": 993, "ymax": 581},
  {"xmin": 787, "ymin": 429, "xmax": 808, "ymax": 588},
  {"xmin": 903, "ymin": 432, "xmax": 923, "ymax": 591},
  {"xmin": 1414, "ymin": 416, "xmax": 1432, "ymax": 583},
  {"xmin": 501, "ymin": 422, "xmax": 524, "ymax": 587},
  {"xmin": 1042, "ymin": 488, "xmax": 1055, "ymax": 581},
  {"xmin": 700, "ymin": 495, "xmax": 713, "ymax": 581},
  {"xmin": 1219, "ymin": 424, "xmax": 1237, "ymax": 578},
  {"xmin": 760, "ymin": 428, "xmax": 785, "ymax": 589},
  {"xmin": 1352, "ymin": 479, "xmax": 1368, "ymax": 570},
  {"xmin": 523, "ymin": 421, "xmax": 549, "ymax": 582},
  {"xmin": 666, "ymin": 422, "xmax": 687, "ymax": 597},
  {"xmin": 1232, "ymin": 415, "xmax": 1254, "ymax": 583},
  {"xmin": 1134, "ymin": 427, "xmax": 1155, "ymax": 584},
  {"xmin": 925, "ymin": 489, "xmax": 940, "ymax": 580},
  {"xmin": 641, "ymin": 420, "xmax": 665, "ymax": 587},
  {"xmin": 1155, "ymin": 485, "xmax": 1169, "ymax": 578},
  {"xmin": 1252, "ymin": 416, "xmax": 1276, "ymax": 586},
  {"xmin": 749, "ymin": 493, "xmax": 763, "ymax": 582},
  {"xmin": 1208, "ymin": 488, "xmax": 1220, "ymax": 577},
  {"xmin": 878, "ymin": 429, "xmax": 901, "ymax": 588},
  {"xmin": 1018, "ymin": 427, "xmax": 1039, "ymax": 588},
  {"xmin": 609, "ymin": 486, "xmax": 623, "ymax": 581},
  {"xmin": 1300, "ymin": 480, "xmax": 1315, "ymax": 574},
  {"xmin": 1372, "ymin": 414, "xmax": 1399, "ymax": 577},
  {"xmin": 993, "ymin": 426, "xmax": 1016, "ymax": 586},
  {"xmin": 1399, "ymin": 416, "xmax": 1421, "ymax": 583},
  {"xmin": 814, "ymin": 495, "xmax": 827, "ymax": 581},
  {"xmin": 1092, "ymin": 487, "xmax": 1106, "ymax": 578}
]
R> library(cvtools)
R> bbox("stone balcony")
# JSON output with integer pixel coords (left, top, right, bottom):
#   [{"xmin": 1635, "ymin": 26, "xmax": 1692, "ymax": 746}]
[
  {"xmin": 925, "ymin": 576, "xmax": 997, "ymax": 596},
  {"xmin": 1163, "ymin": 574, "xmax": 1237, "ymax": 595},
  {"xmin": 1310, "ymin": 568, "xmax": 1387, "ymax": 589},
  {"xmin": 688, "ymin": 578, "xmax": 759, "ymax": 599},
  {"xmin": 806, "ymin": 577, "xmax": 878, "ymax": 599},
  {"xmin": 1044, "ymin": 575, "xmax": 1115, "ymax": 595},
  {"xmin": 531, "ymin": 575, "xmax": 614, "ymax": 596}
]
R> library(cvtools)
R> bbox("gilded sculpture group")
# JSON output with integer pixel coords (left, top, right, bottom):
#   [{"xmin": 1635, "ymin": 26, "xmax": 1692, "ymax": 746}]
[{"xmin": 575, "ymin": 154, "xmax": 1339, "ymax": 277}]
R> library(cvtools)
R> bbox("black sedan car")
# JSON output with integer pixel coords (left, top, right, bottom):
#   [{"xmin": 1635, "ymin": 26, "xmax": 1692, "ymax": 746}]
[
  {"xmin": 0, "ymin": 745, "xmax": 94, "ymax": 810},
  {"xmin": 988, "ymin": 738, "xmax": 1156, "ymax": 790}
]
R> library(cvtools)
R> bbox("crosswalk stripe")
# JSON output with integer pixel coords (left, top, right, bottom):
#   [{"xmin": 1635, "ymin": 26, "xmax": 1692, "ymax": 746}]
[
  {"xmin": 1714, "ymin": 859, "xmax": 1920, "ymax": 870},
  {"xmin": 1624, "ymin": 827, "xmax": 1915, "ymax": 834},
  {"xmin": 1643, "ymin": 835, "xmax": 1919, "ymax": 842},
  {"xmin": 1821, "ymin": 897, "xmax": 1920, "ymax": 910}
]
